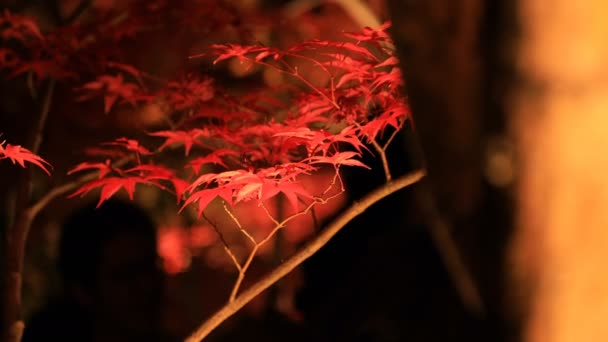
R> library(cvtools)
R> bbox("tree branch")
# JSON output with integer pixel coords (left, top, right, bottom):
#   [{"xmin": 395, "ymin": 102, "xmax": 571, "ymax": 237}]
[
  {"xmin": 64, "ymin": 0, "xmax": 92, "ymax": 24},
  {"xmin": 202, "ymin": 213, "xmax": 242, "ymax": 272},
  {"xmin": 185, "ymin": 169, "xmax": 425, "ymax": 342},
  {"xmin": 1, "ymin": 73, "xmax": 58, "ymax": 342},
  {"xmin": 27, "ymin": 156, "xmax": 131, "ymax": 219},
  {"xmin": 416, "ymin": 184, "xmax": 485, "ymax": 315}
]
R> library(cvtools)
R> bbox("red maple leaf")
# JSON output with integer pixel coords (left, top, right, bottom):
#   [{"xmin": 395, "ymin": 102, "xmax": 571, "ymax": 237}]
[
  {"xmin": 0, "ymin": 9, "xmax": 43, "ymax": 42},
  {"xmin": 306, "ymin": 151, "xmax": 370, "ymax": 169},
  {"xmin": 9, "ymin": 59, "xmax": 77, "ymax": 82},
  {"xmin": 68, "ymin": 176, "xmax": 152, "ymax": 207},
  {"xmin": 149, "ymin": 129, "xmax": 211, "ymax": 156},
  {"xmin": 194, "ymin": 44, "xmax": 271, "ymax": 64},
  {"xmin": 77, "ymin": 74, "xmax": 141, "ymax": 113},
  {"xmin": 0, "ymin": 139, "xmax": 52, "ymax": 175},
  {"xmin": 342, "ymin": 22, "xmax": 392, "ymax": 44},
  {"xmin": 102, "ymin": 137, "xmax": 151, "ymax": 155},
  {"xmin": 181, "ymin": 184, "xmax": 235, "ymax": 216},
  {"xmin": 259, "ymin": 178, "xmax": 314, "ymax": 211},
  {"xmin": 187, "ymin": 149, "xmax": 239, "ymax": 174},
  {"xmin": 67, "ymin": 160, "xmax": 115, "ymax": 178},
  {"xmin": 165, "ymin": 75, "xmax": 215, "ymax": 110},
  {"xmin": 123, "ymin": 164, "xmax": 190, "ymax": 202}
]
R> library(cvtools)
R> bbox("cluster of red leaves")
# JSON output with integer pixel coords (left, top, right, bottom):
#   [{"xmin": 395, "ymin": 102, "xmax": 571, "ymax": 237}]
[
  {"xmin": 0, "ymin": 137, "xmax": 52, "ymax": 175},
  {"xmin": 0, "ymin": 6, "xmax": 409, "ymax": 219}
]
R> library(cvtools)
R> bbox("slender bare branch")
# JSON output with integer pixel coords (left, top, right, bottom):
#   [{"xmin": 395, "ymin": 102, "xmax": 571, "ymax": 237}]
[
  {"xmin": 370, "ymin": 138, "xmax": 391, "ymax": 182},
  {"xmin": 259, "ymin": 201, "xmax": 280, "ymax": 226},
  {"xmin": 185, "ymin": 169, "xmax": 425, "ymax": 342},
  {"xmin": 355, "ymin": 122, "xmax": 392, "ymax": 182},
  {"xmin": 64, "ymin": 0, "xmax": 92, "ymax": 23},
  {"xmin": 382, "ymin": 122, "xmax": 404, "ymax": 151},
  {"xmin": 417, "ymin": 186, "xmax": 485, "ymax": 315},
  {"xmin": 31, "ymin": 79, "xmax": 55, "ymax": 155},
  {"xmin": 222, "ymin": 201, "xmax": 256, "ymax": 245},
  {"xmin": 202, "ymin": 212, "xmax": 241, "ymax": 272},
  {"xmin": 229, "ymin": 245, "xmax": 258, "ymax": 302}
]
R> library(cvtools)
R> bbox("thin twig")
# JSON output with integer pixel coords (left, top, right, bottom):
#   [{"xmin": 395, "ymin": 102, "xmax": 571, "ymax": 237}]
[
  {"xmin": 222, "ymin": 201, "xmax": 256, "ymax": 245},
  {"xmin": 417, "ymin": 184, "xmax": 485, "ymax": 315},
  {"xmin": 382, "ymin": 122, "xmax": 404, "ymax": 151},
  {"xmin": 202, "ymin": 212, "xmax": 241, "ymax": 272},
  {"xmin": 64, "ymin": 0, "xmax": 92, "ymax": 24},
  {"xmin": 185, "ymin": 169, "xmax": 425, "ymax": 342},
  {"xmin": 222, "ymin": 201, "xmax": 257, "ymax": 302},
  {"xmin": 31, "ymin": 79, "xmax": 55, "ymax": 155},
  {"xmin": 227, "ymin": 175, "xmax": 345, "ymax": 302},
  {"xmin": 229, "ymin": 244, "xmax": 258, "ymax": 302},
  {"xmin": 355, "ymin": 122, "xmax": 392, "ymax": 182},
  {"xmin": 247, "ymin": 57, "xmax": 340, "ymax": 109},
  {"xmin": 259, "ymin": 201, "xmax": 280, "ymax": 226},
  {"xmin": 370, "ymin": 138, "xmax": 391, "ymax": 182}
]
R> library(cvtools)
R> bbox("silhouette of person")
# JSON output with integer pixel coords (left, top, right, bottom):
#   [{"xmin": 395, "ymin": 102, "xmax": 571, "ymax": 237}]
[{"xmin": 23, "ymin": 198, "xmax": 173, "ymax": 342}]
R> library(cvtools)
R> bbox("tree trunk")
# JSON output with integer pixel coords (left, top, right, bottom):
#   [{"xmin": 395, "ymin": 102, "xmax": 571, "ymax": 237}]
[
  {"xmin": 510, "ymin": 1, "xmax": 608, "ymax": 341},
  {"xmin": 2, "ymin": 214, "xmax": 31, "ymax": 342}
]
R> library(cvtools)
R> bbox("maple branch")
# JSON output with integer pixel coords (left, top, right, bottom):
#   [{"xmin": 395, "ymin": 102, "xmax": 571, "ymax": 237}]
[
  {"xmin": 222, "ymin": 201, "xmax": 257, "ymax": 302},
  {"xmin": 382, "ymin": 122, "xmax": 404, "ymax": 152},
  {"xmin": 417, "ymin": 185, "xmax": 484, "ymax": 315},
  {"xmin": 26, "ymin": 72, "xmax": 37, "ymax": 100},
  {"xmin": 229, "ymin": 244, "xmax": 257, "ymax": 302},
  {"xmin": 31, "ymin": 79, "xmax": 55, "ymax": 155},
  {"xmin": 28, "ymin": 156, "xmax": 131, "ymax": 219},
  {"xmin": 370, "ymin": 139, "xmax": 391, "ymax": 182},
  {"xmin": 222, "ymin": 201, "xmax": 256, "ymax": 245},
  {"xmin": 247, "ymin": 57, "xmax": 340, "ymax": 109},
  {"xmin": 259, "ymin": 202, "xmax": 279, "ymax": 226},
  {"xmin": 186, "ymin": 169, "xmax": 425, "ymax": 342},
  {"xmin": 64, "ymin": 0, "xmax": 92, "ymax": 24},
  {"xmin": 355, "ymin": 122, "xmax": 392, "ymax": 182},
  {"xmin": 257, "ymin": 173, "xmax": 345, "ymax": 249},
  {"xmin": 228, "ymin": 177, "xmax": 345, "ymax": 302},
  {"xmin": 202, "ymin": 212, "xmax": 242, "ymax": 272}
]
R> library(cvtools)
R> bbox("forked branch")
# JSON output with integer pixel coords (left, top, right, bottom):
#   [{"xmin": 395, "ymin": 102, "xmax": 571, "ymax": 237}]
[
  {"xmin": 185, "ymin": 169, "xmax": 425, "ymax": 342},
  {"xmin": 224, "ymin": 174, "xmax": 345, "ymax": 302}
]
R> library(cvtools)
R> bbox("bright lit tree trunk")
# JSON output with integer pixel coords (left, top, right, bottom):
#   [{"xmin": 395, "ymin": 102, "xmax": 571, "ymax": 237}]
[{"xmin": 511, "ymin": 1, "xmax": 608, "ymax": 341}]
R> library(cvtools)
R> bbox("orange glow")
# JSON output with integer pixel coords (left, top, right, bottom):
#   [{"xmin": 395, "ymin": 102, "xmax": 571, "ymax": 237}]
[{"xmin": 512, "ymin": 2, "xmax": 608, "ymax": 341}]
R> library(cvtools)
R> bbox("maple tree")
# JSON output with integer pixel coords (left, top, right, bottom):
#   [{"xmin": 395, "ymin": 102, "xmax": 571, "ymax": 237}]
[{"xmin": 0, "ymin": 2, "xmax": 424, "ymax": 342}]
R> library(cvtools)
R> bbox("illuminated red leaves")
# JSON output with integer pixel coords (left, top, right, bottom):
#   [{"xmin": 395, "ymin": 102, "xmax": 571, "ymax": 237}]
[
  {"xmin": 182, "ymin": 162, "xmax": 318, "ymax": 216},
  {"xmin": 343, "ymin": 22, "xmax": 392, "ymax": 45},
  {"xmin": 77, "ymin": 74, "xmax": 142, "ymax": 114},
  {"xmin": 0, "ymin": 139, "xmax": 52, "ymax": 175},
  {"xmin": 67, "ymin": 160, "xmax": 114, "ymax": 178},
  {"xmin": 165, "ymin": 75, "xmax": 215, "ymax": 110},
  {"xmin": 273, "ymin": 126, "xmax": 367, "ymax": 156},
  {"xmin": 187, "ymin": 149, "xmax": 239, "ymax": 173},
  {"xmin": 0, "ymin": 10, "xmax": 43, "ymax": 42},
  {"xmin": 61, "ymin": 21, "xmax": 409, "ymax": 215},
  {"xmin": 204, "ymin": 44, "xmax": 275, "ymax": 65},
  {"xmin": 67, "ymin": 162, "xmax": 183, "ymax": 207},
  {"xmin": 149, "ymin": 129, "xmax": 212, "ymax": 156}
]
